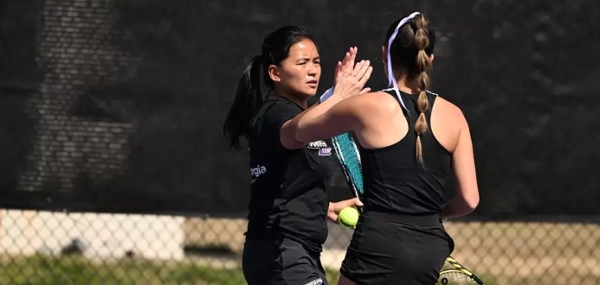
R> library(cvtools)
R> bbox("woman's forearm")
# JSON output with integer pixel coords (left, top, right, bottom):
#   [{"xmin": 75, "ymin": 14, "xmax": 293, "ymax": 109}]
[
  {"xmin": 294, "ymin": 90, "xmax": 343, "ymax": 142},
  {"xmin": 439, "ymin": 196, "xmax": 478, "ymax": 219}
]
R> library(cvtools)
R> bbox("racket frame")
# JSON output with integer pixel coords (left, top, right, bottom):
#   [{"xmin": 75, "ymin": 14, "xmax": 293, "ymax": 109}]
[
  {"xmin": 438, "ymin": 269, "xmax": 478, "ymax": 285},
  {"xmin": 330, "ymin": 133, "xmax": 363, "ymax": 203},
  {"xmin": 443, "ymin": 256, "xmax": 486, "ymax": 285}
]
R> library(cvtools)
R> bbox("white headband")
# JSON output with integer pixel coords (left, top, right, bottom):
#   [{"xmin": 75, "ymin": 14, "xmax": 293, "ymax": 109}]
[{"xmin": 386, "ymin": 12, "xmax": 421, "ymax": 114}]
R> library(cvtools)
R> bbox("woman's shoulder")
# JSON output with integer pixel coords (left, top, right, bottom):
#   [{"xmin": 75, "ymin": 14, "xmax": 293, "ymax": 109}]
[
  {"xmin": 430, "ymin": 94, "xmax": 465, "ymax": 118},
  {"xmin": 336, "ymin": 90, "xmax": 409, "ymax": 121},
  {"xmin": 352, "ymin": 91, "xmax": 400, "ymax": 113}
]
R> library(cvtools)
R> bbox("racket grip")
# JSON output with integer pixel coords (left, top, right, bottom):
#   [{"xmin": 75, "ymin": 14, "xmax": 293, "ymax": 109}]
[
  {"xmin": 356, "ymin": 205, "xmax": 364, "ymax": 214},
  {"xmin": 319, "ymin": 87, "xmax": 334, "ymax": 102}
]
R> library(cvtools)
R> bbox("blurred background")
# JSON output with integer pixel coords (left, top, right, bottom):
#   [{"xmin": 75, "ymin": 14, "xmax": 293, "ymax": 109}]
[{"xmin": 1, "ymin": 0, "xmax": 599, "ymax": 284}]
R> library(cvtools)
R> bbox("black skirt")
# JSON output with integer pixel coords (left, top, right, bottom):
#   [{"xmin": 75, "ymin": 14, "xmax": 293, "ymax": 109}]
[{"xmin": 340, "ymin": 211, "xmax": 454, "ymax": 285}]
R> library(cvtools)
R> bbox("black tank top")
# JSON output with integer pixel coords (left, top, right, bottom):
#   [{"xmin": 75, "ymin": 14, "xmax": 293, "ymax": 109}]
[
  {"xmin": 245, "ymin": 95, "xmax": 334, "ymax": 253},
  {"xmin": 359, "ymin": 89, "xmax": 452, "ymax": 215}
]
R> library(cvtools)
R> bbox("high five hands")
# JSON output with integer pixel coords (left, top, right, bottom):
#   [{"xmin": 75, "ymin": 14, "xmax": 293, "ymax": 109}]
[{"xmin": 332, "ymin": 47, "xmax": 373, "ymax": 100}]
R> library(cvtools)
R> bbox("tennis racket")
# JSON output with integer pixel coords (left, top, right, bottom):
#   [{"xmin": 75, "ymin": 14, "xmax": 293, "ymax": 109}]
[
  {"xmin": 330, "ymin": 132, "xmax": 486, "ymax": 285},
  {"xmin": 330, "ymin": 132, "xmax": 364, "ymax": 204},
  {"xmin": 436, "ymin": 256, "xmax": 486, "ymax": 285}
]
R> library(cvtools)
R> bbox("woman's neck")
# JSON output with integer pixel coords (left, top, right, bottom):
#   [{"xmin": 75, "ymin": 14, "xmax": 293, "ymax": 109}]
[
  {"xmin": 393, "ymin": 72, "xmax": 421, "ymax": 95},
  {"xmin": 274, "ymin": 87, "xmax": 308, "ymax": 109}
]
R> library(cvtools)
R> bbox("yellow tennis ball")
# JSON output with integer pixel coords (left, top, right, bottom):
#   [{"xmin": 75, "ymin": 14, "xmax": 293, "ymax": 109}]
[{"xmin": 338, "ymin": 207, "xmax": 359, "ymax": 229}]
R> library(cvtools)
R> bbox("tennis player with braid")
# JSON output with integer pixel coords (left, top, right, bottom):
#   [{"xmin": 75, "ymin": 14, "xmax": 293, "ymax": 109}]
[
  {"xmin": 223, "ymin": 26, "xmax": 370, "ymax": 285},
  {"xmin": 295, "ymin": 13, "xmax": 480, "ymax": 284}
]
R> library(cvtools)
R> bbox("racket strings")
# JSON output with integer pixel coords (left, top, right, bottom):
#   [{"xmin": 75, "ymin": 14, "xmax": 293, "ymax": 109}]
[
  {"xmin": 332, "ymin": 133, "xmax": 364, "ymax": 195},
  {"xmin": 438, "ymin": 270, "xmax": 479, "ymax": 285}
]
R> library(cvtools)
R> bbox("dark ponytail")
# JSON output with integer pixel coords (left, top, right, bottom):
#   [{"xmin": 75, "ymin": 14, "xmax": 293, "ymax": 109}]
[
  {"xmin": 223, "ymin": 26, "xmax": 314, "ymax": 151},
  {"xmin": 223, "ymin": 55, "xmax": 264, "ymax": 150}
]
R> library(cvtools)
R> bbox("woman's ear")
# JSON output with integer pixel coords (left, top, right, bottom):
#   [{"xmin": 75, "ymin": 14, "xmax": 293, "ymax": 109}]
[{"xmin": 268, "ymin": 65, "xmax": 281, "ymax": 82}]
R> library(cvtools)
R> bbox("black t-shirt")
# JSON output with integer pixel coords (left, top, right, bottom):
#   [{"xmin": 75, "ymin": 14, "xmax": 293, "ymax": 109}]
[{"xmin": 245, "ymin": 95, "xmax": 334, "ymax": 252}]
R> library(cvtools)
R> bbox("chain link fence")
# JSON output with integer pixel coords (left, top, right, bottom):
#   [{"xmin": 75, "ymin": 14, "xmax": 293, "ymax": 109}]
[{"xmin": 1, "ymin": 211, "xmax": 599, "ymax": 285}]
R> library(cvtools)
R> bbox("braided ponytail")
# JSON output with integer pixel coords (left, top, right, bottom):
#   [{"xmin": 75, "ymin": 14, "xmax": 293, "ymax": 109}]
[
  {"xmin": 384, "ymin": 12, "xmax": 436, "ymax": 165},
  {"xmin": 412, "ymin": 15, "xmax": 432, "ymax": 166}
]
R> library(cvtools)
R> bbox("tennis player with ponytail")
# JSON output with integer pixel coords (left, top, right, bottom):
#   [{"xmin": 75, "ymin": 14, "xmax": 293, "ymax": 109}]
[
  {"xmin": 223, "ymin": 26, "xmax": 371, "ymax": 285},
  {"xmin": 295, "ymin": 13, "xmax": 480, "ymax": 284}
]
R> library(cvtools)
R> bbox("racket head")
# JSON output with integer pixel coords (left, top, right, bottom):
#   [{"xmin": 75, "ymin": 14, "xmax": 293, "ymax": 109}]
[
  {"xmin": 437, "ymin": 269, "xmax": 481, "ymax": 285},
  {"xmin": 444, "ymin": 256, "xmax": 486, "ymax": 285},
  {"xmin": 331, "ymin": 133, "xmax": 364, "ymax": 200}
]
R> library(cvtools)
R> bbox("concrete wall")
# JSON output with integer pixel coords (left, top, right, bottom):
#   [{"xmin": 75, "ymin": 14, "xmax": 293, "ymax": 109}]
[{"xmin": 0, "ymin": 210, "xmax": 185, "ymax": 260}]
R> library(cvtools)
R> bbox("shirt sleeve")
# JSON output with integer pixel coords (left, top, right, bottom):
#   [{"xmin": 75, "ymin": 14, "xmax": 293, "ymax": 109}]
[
  {"xmin": 259, "ymin": 102, "xmax": 302, "ymax": 149},
  {"xmin": 260, "ymin": 101, "xmax": 301, "ymax": 146}
]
